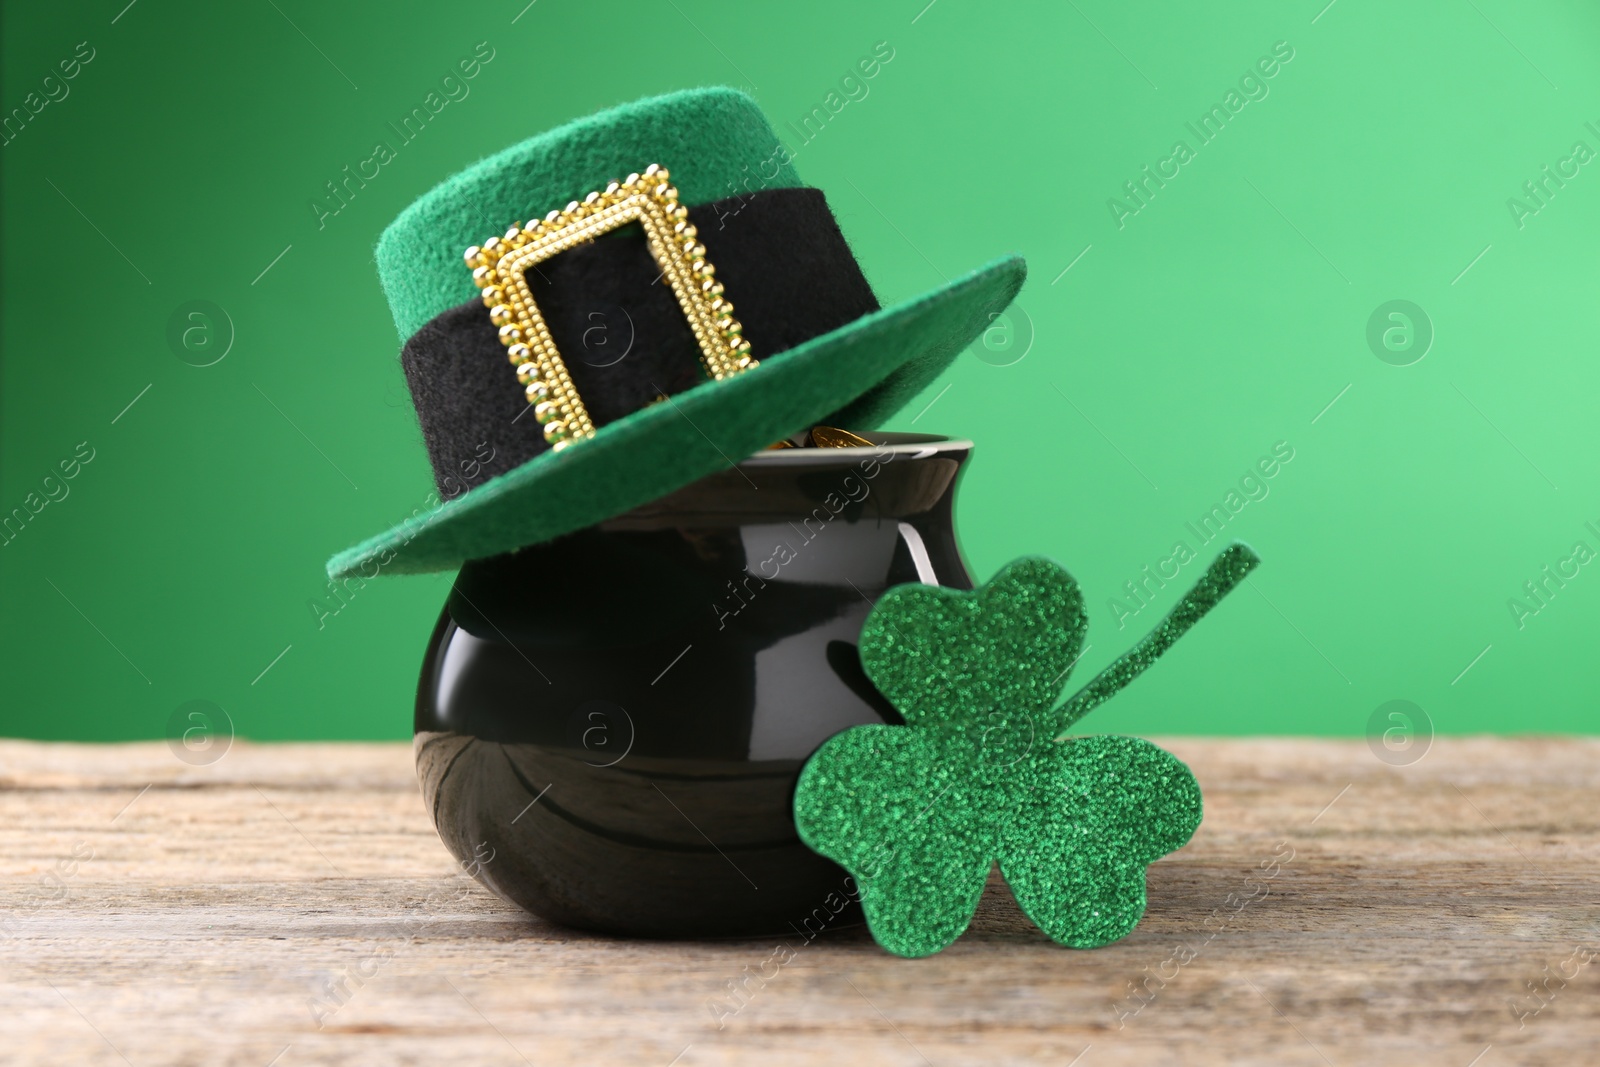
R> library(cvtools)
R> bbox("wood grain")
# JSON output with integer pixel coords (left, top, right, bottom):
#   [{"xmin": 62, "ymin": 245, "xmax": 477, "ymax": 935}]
[{"xmin": 2, "ymin": 738, "xmax": 1596, "ymax": 1067}]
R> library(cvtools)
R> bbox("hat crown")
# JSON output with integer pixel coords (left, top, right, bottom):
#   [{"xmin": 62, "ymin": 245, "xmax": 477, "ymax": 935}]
[{"xmin": 376, "ymin": 87, "xmax": 801, "ymax": 340}]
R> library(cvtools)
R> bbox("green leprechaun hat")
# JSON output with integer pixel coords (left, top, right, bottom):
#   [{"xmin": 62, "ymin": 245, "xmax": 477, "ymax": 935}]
[{"xmin": 326, "ymin": 87, "xmax": 1025, "ymax": 580}]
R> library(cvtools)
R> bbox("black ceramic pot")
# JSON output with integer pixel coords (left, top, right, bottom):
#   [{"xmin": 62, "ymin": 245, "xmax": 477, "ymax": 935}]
[{"xmin": 414, "ymin": 433, "xmax": 974, "ymax": 937}]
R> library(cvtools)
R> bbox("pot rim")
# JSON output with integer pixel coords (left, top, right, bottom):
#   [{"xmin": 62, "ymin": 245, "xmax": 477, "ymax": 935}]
[{"xmin": 739, "ymin": 432, "xmax": 971, "ymax": 468}]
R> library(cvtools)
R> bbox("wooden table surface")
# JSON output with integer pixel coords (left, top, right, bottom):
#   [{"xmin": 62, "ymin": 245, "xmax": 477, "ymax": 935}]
[{"xmin": 2, "ymin": 738, "xmax": 1596, "ymax": 1067}]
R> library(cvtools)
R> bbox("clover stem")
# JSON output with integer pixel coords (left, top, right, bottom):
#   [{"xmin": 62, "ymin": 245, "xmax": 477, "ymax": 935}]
[{"xmin": 1052, "ymin": 541, "xmax": 1261, "ymax": 740}]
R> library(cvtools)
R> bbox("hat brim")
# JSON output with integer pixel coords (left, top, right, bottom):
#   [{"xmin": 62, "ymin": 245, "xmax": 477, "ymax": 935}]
[{"xmin": 327, "ymin": 254, "xmax": 1025, "ymax": 580}]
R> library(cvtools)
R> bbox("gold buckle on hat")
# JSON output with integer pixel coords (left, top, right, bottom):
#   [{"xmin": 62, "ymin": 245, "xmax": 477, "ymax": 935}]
[{"xmin": 464, "ymin": 164, "xmax": 755, "ymax": 450}]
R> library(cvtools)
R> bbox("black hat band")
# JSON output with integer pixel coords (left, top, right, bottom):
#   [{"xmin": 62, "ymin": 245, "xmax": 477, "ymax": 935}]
[{"xmin": 400, "ymin": 187, "xmax": 879, "ymax": 496}]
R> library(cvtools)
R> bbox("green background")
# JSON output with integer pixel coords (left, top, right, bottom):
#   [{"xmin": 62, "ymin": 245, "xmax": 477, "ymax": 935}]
[{"xmin": 2, "ymin": 0, "xmax": 1596, "ymax": 742}]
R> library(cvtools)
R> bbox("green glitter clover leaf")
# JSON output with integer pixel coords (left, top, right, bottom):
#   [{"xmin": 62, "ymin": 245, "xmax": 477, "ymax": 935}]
[{"xmin": 793, "ymin": 542, "xmax": 1259, "ymax": 958}]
